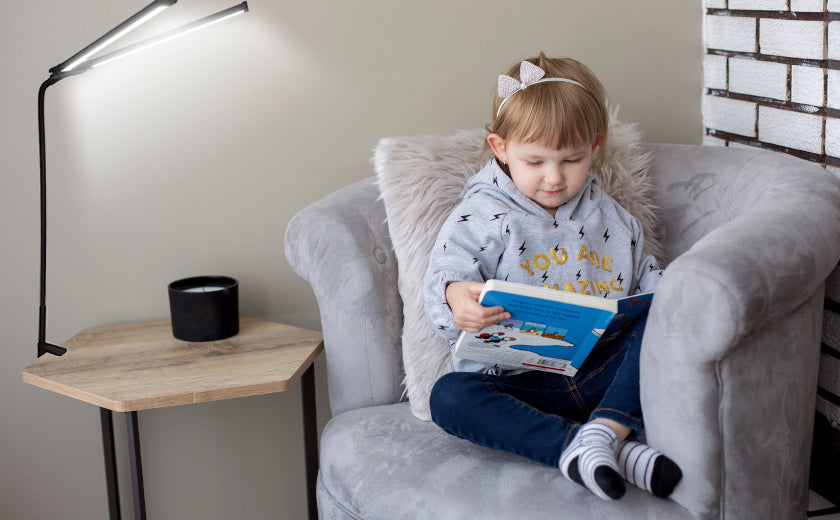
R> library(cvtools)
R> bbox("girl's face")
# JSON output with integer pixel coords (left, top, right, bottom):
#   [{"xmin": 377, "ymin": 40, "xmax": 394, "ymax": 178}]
[{"xmin": 487, "ymin": 135, "xmax": 596, "ymax": 216}]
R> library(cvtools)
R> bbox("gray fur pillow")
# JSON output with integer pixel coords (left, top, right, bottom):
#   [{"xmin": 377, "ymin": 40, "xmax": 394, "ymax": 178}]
[{"xmin": 374, "ymin": 116, "xmax": 661, "ymax": 421}]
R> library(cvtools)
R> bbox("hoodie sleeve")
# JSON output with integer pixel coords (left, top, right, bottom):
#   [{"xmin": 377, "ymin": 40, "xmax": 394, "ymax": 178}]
[
  {"xmin": 423, "ymin": 195, "xmax": 508, "ymax": 342},
  {"xmin": 629, "ymin": 217, "xmax": 663, "ymax": 294}
]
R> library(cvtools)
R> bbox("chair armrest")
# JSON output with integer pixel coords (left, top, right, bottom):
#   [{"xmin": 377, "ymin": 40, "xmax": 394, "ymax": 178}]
[
  {"xmin": 640, "ymin": 146, "xmax": 840, "ymax": 518},
  {"xmin": 285, "ymin": 178, "xmax": 404, "ymax": 416},
  {"xmin": 651, "ymin": 146, "xmax": 840, "ymax": 359}
]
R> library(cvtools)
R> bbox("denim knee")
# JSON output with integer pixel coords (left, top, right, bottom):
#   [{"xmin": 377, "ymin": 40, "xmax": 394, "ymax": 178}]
[{"xmin": 430, "ymin": 372, "xmax": 482, "ymax": 423}]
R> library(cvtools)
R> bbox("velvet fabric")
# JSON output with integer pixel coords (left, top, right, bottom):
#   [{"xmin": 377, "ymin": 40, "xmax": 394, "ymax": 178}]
[{"xmin": 285, "ymin": 143, "xmax": 840, "ymax": 519}]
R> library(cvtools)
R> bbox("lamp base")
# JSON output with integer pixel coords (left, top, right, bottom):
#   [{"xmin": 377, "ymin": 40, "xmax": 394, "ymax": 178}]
[{"xmin": 38, "ymin": 341, "xmax": 67, "ymax": 358}]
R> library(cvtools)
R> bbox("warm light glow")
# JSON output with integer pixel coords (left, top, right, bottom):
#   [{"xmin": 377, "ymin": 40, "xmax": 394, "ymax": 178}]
[
  {"xmin": 90, "ymin": 5, "xmax": 248, "ymax": 70},
  {"xmin": 61, "ymin": 5, "xmax": 169, "ymax": 72}
]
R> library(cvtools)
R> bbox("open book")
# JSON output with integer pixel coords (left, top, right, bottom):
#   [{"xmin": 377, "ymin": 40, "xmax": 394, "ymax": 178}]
[{"xmin": 453, "ymin": 279, "xmax": 653, "ymax": 376}]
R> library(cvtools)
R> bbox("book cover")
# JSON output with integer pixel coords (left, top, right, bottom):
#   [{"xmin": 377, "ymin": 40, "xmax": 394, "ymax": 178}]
[{"xmin": 453, "ymin": 280, "xmax": 653, "ymax": 376}]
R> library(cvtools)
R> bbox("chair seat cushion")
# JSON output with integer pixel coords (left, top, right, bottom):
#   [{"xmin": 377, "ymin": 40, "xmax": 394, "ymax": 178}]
[{"xmin": 317, "ymin": 402, "xmax": 693, "ymax": 520}]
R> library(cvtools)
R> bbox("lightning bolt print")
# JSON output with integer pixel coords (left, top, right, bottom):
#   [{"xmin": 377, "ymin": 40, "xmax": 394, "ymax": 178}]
[
  {"xmin": 603, "ymin": 229, "xmax": 610, "ymax": 242},
  {"xmin": 518, "ymin": 241, "xmax": 527, "ymax": 256},
  {"xmin": 541, "ymin": 271, "xmax": 549, "ymax": 283},
  {"xmin": 458, "ymin": 215, "xmax": 471, "ymax": 222},
  {"xmin": 553, "ymin": 220, "xmax": 559, "ymax": 229},
  {"xmin": 490, "ymin": 213, "xmax": 505, "ymax": 221},
  {"xmin": 578, "ymin": 226, "xmax": 585, "ymax": 239},
  {"xmin": 492, "ymin": 175, "xmax": 499, "ymax": 186},
  {"xmin": 576, "ymin": 270, "xmax": 582, "ymax": 280},
  {"xmin": 617, "ymin": 273, "xmax": 624, "ymax": 286}
]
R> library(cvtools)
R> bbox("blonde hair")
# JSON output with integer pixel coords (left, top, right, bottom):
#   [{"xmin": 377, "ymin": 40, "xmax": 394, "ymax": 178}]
[{"xmin": 484, "ymin": 53, "xmax": 610, "ymax": 171}]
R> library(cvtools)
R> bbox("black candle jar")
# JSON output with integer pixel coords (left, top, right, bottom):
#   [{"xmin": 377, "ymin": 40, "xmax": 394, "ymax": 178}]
[{"xmin": 168, "ymin": 275, "xmax": 239, "ymax": 342}]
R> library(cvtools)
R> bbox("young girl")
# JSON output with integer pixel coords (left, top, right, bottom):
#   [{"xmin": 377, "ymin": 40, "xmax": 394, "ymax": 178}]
[{"xmin": 422, "ymin": 53, "xmax": 681, "ymax": 501}]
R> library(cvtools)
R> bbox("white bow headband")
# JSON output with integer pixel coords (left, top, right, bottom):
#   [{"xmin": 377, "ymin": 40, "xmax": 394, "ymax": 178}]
[{"xmin": 496, "ymin": 61, "xmax": 590, "ymax": 117}]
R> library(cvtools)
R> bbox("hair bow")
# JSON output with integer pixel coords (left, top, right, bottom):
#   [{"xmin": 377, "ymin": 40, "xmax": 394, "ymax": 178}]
[
  {"xmin": 495, "ymin": 60, "xmax": 590, "ymax": 117},
  {"xmin": 498, "ymin": 61, "xmax": 546, "ymax": 98}
]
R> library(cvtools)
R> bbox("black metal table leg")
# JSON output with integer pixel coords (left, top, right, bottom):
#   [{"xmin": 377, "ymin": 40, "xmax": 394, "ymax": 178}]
[
  {"xmin": 126, "ymin": 411, "xmax": 147, "ymax": 520},
  {"xmin": 100, "ymin": 408, "xmax": 121, "ymax": 520},
  {"xmin": 301, "ymin": 364, "xmax": 319, "ymax": 520}
]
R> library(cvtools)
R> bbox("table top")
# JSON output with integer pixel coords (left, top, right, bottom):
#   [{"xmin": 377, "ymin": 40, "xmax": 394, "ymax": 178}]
[{"xmin": 22, "ymin": 317, "xmax": 324, "ymax": 412}]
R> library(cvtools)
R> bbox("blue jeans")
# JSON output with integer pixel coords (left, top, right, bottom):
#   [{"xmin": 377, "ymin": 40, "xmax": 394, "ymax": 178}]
[{"xmin": 430, "ymin": 312, "xmax": 647, "ymax": 467}]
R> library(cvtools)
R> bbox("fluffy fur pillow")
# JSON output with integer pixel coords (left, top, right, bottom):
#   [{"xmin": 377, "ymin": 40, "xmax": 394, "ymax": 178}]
[{"xmin": 374, "ymin": 115, "xmax": 661, "ymax": 421}]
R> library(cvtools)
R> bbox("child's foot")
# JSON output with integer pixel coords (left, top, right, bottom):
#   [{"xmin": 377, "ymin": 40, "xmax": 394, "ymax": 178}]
[
  {"xmin": 559, "ymin": 422, "xmax": 625, "ymax": 500},
  {"xmin": 617, "ymin": 440, "xmax": 682, "ymax": 498}
]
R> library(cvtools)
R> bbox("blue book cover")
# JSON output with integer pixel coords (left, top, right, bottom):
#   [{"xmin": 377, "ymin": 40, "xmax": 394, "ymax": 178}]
[{"xmin": 453, "ymin": 280, "xmax": 653, "ymax": 376}]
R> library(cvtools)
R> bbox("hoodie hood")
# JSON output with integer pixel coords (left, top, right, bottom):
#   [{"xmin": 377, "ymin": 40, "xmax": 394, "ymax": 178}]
[{"xmin": 465, "ymin": 159, "xmax": 599, "ymax": 221}]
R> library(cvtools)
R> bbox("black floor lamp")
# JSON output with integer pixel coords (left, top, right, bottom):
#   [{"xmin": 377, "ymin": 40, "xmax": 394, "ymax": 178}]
[{"xmin": 37, "ymin": 0, "xmax": 248, "ymax": 358}]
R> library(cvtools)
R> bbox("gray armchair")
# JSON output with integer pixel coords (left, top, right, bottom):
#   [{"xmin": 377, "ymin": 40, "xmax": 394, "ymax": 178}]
[{"xmin": 285, "ymin": 143, "xmax": 840, "ymax": 519}]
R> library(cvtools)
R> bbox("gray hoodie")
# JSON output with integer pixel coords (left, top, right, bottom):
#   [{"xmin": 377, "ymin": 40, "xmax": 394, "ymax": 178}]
[{"xmin": 423, "ymin": 159, "xmax": 662, "ymax": 372}]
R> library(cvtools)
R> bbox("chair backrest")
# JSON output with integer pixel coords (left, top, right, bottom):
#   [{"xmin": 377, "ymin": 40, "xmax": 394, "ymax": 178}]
[{"xmin": 646, "ymin": 143, "xmax": 826, "ymax": 265}]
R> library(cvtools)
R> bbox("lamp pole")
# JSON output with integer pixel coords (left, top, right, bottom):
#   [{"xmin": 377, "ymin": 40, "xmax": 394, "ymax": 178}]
[{"xmin": 36, "ymin": 72, "xmax": 80, "ymax": 358}]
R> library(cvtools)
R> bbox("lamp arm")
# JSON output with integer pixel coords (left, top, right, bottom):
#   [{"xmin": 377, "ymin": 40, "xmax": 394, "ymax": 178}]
[{"xmin": 37, "ymin": 74, "xmax": 80, "ymax": 358}]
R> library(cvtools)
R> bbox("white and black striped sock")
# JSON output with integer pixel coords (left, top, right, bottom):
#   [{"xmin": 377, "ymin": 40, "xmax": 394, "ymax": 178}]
[
  {"xmin": 618, "ymin": 440, "xmax": 682, "ymax": 498},
  {"xmin": 559, "ymin": 422, "xmax": 625, "ymax": 501}
]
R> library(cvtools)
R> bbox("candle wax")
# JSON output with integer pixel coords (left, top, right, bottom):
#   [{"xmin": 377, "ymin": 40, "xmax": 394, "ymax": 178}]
[{"xmin": 182, "ymin": 285, "xmax": 226, "ymax": 293}]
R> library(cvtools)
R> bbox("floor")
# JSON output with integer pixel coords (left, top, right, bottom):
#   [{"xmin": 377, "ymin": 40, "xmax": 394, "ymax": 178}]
[{"xmin": 809, "ymin": 491, "xmax": 840, "ymax": 519}]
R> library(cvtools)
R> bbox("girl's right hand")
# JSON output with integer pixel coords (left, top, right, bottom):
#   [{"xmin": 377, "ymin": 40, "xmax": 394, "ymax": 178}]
[{"xmin": 445, "ymin": 281, "xmax": 510, "ymax": 333}]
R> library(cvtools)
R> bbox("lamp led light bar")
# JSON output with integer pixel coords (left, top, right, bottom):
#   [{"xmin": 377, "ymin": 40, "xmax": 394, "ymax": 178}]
[
  {"xmin": 87, "ymin": 2, "xmax": 248, "ymax": 70},
  {"xmin": 52, "ymin": 0, "xmax": 177, "ymax": 74}
]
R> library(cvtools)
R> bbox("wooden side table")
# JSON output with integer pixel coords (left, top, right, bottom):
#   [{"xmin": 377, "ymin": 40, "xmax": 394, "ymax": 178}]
[{"xmin": 23, "ymin": 317, "xmax": 324, "ymax": 520}]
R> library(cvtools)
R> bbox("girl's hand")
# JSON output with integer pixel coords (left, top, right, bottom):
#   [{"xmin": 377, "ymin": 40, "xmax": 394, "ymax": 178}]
[{"xmin": 445, "ymin": 282, "xmax": 510, "ymax": 333}]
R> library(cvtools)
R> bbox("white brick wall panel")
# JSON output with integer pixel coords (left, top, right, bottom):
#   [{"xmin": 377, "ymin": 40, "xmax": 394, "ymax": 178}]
[
  {"xmin": 791, "ymin": 0, "xmax": 826, "ymax": 11},
  {"xmin": 831, "ymin": 0, "xmax": 840, "ymax": 12},
  {"xmin": 728, "ymin": 141, "xmax": 761, "ymax": 149},
  {"xmin": 705, "ymin": 15, "xmax": 757, "ymax": 53},
  {"xmin": 825, "ymin": 309, "xmax": 840, "ymax": 350},
  {"xmin": 703, "ymin": 96, "xmax": 757, "ymax": 137},
  {"xmin": 826, "ymin": 117, "xmax": 840, "ymax": 158},
  {"xmin": 704, "ymin": 54, "xmax": 728, "ymax": 90},
  {"xmin": 792, "ymin": 65, "xmax": 824, "ymax": 106},
  {"xmin": 758, "ymin": 107, "xmax": 823, "ymax": 153},
  {"xmin": 817, "ymin": 395, "xmax": 840, "ymax": 430},
  {"xmin": 703, "ymin": 135, "xmax": 727, "ymax": 147},
  {"xmin": 705, "ymin": 0, "xmax": 727, "ymax": 7},
  {"xmin": 730, "ymin": 0, "xmax": 787, "ymax": 9},
  {"xmin": 729, "ymin": 58, "xmax": 788, "ymax": 100},
  {"xmin": 820, "ymin": 354, "xmax": 840, "ymax": 398},
  {"xmin": 759, "ymin": 19, "xmax": 824, "ymax": 60},
  {"xmin": 827, "ymin": 267, "xmax": 840, "ymax": 302},
  {"xmin": 828, "ymin": 70, "xmax": 840, "ymax": 109},
  {"xmin": 830, "ymin": 22, "xmax": 840, "ymax": 61},
  {"xmin": 828, "ymin": 166, "xmax": 840, "ymax": 180}
]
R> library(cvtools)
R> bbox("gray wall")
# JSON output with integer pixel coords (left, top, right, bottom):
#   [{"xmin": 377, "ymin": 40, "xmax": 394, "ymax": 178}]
[{"xmin": 1, "ymin": 1, "xmax": 702, "ymax": 518}]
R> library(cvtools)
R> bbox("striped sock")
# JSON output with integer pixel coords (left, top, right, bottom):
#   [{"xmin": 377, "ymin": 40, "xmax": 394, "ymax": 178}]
[
  {"xmin": 618, "ymin": 440, "xmax": 682, "ymax": 498},
  {"xmin": 559, "ymin": 422, "xmax": 625, "ymax": 501}
]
